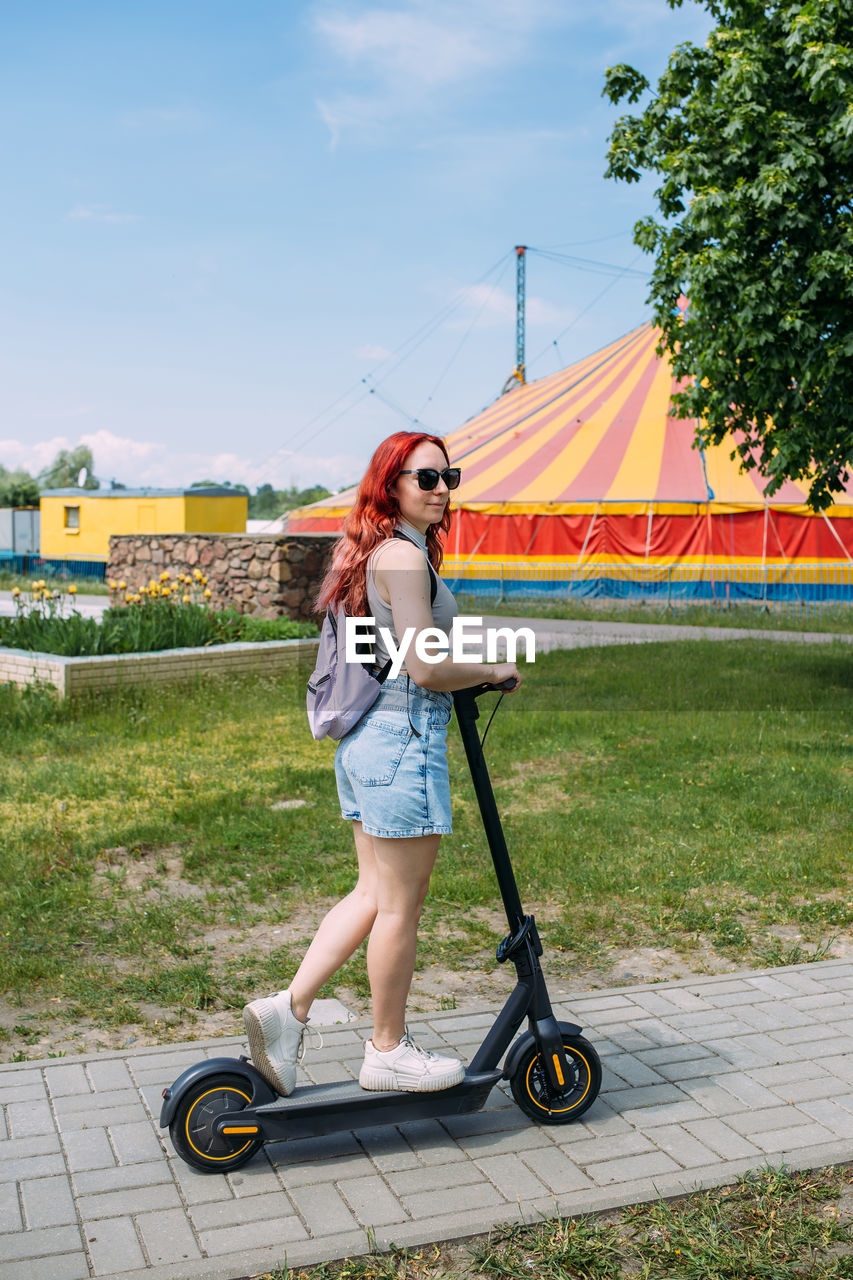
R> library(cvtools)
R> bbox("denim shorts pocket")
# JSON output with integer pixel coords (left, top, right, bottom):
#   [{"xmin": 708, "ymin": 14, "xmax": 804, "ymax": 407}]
[
  {"xmin": 433, "ymin": 701, "xmax": 452, "ymax": 728},
  {"xmin": 344, "ymin": 720, "xmax": 411, "ymax": 787}
]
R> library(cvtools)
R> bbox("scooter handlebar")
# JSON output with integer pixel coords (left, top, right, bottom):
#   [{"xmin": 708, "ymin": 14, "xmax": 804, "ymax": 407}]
[{"xmin": 471, "ymin": 677, "xmax": 519, "ymax": 695}]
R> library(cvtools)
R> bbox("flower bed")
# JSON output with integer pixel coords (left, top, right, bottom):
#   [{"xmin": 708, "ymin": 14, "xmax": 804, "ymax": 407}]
[
  {"xmin": 0, "ymin": 573, "xmax": 320, "ymax": 697},
  {"xmin": 1, "ymin": 573, "xmax": 318, "ymax": 656}
]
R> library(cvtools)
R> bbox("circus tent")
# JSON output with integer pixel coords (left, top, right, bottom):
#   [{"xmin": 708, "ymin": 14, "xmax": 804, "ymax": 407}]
[{"xmin": 287, "ymin": 322, "xmax": 853, "ymax": 591}]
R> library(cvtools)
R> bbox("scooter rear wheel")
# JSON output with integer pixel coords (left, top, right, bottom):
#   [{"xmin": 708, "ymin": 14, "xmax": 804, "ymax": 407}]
[
  {"xmin": 169, "ymin": 1073, "xmax": 263, "ymax": 1173},
  {"xmin": 510, "ymin": 1033, "xmax": 601, "ymax": 1124}
]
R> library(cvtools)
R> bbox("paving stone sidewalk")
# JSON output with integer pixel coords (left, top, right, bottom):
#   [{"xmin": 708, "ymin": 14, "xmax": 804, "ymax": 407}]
[{"xmin": 2, "ymin": 959, "xmax": 853, "ymax": 1280}]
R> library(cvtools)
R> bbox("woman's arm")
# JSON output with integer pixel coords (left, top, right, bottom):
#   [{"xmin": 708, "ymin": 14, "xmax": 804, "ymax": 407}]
[{"xmin": 374, "ymin": 541, "xmax": 521, "ymax": 692}]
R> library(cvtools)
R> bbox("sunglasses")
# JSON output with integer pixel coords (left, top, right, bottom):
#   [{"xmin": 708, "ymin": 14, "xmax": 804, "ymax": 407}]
[{"xmin": 397, "ymin": 467, "xmax": 461, "ymax": 491}]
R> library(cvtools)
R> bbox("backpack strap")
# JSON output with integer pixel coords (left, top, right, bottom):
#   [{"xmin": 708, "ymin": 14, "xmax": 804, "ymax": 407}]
[{"xmin": 328, "ymin": 606, "xmax": 393, "ymax": 686}]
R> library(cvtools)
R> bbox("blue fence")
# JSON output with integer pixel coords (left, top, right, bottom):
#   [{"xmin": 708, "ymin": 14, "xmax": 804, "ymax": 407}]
[
  {"xmin": 444, "ymin": 562, "xmax": 853, "ymax": 611},
  {"xmin": 0, "ymin": 553, "xmax": 107, "ymax": 582}
]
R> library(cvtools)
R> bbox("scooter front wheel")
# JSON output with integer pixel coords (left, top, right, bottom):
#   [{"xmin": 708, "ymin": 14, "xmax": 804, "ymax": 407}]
[
  {"xmin": 510, "ymin": 1034, "xmax": 601, "ymax": 1124},
  {"xmin": 169, "ymin": 1073, "xmax": 263, "ymax": 1173}
]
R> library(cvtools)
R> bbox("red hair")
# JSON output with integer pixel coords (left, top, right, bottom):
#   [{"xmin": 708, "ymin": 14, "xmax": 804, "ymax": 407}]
[{"xmin": 317, "ymin": 431, "xmax": 452, "ymax": 616}]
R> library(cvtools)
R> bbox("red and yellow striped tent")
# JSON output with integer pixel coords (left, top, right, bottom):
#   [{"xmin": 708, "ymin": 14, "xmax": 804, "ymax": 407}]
[{"xmin": 288, "ymin": 322, "xmax": 853, "ymax": 575}]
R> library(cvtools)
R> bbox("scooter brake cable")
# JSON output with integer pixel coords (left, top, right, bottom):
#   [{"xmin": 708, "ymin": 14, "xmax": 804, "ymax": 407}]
[{"xmin": 478, "ymin": 692, "xmax": 504, "ymax": 751}]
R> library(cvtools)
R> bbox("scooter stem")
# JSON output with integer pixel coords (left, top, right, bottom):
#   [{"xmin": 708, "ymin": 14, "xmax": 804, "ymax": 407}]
[
  {"xmin": 454, "ymin": 685, "xmax": 575, "ymax": 1095},
  {"xmin": 452, "ymin": 686, "xmax": 525, "ymax": 933}
]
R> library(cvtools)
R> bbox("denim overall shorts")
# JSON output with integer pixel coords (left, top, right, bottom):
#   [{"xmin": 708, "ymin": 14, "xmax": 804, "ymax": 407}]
[{"xmin": 334, "ymin": 674, "xmax": 453, "ymax": 838}]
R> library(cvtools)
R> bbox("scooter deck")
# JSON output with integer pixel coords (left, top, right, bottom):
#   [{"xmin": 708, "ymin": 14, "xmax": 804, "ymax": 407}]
[{"xmin": 229, "ymin": 1070, "xmax": 504, "ymax": 1144}]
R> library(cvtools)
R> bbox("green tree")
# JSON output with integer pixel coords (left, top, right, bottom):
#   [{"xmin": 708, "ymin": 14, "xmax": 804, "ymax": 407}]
[
  {"xmin": 38, "ymin": 445, "xmax": 100, "ymax": 490},
  {"xmin": 282, "ymin": 483, "xmax": 331, "ymax": 510},
  {"xmin": 247, "ymin": 483, "xmax": 331, "ymax": 519},
  {"xmin": 251, "ymin": 483, "xmax": 280, "ymax": 519},
  {"xmin": 0, "ymin": 465, "xmax": 39, "ymax": 507},
  {"xmin": 604, "ymin": 0, "xmax": 853, "ymax": 508}
]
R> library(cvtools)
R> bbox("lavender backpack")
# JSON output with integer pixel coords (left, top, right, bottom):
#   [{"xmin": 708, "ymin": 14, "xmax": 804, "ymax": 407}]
[{"xmin": 306, "ymin": 605, "xmax": 391, "ymax": 741}]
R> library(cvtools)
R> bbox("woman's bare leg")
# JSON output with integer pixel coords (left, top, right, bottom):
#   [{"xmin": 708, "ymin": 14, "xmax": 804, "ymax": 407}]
[
  {"xmin": 287, "ymin": 821, "xmax": 378, "ymax": 1023},
  {"xmin": 367, "ymin": 833, "xmax": 440, "ymax": 1050}
]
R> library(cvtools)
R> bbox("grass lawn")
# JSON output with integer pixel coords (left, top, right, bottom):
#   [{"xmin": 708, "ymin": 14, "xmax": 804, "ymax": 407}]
[{"xmin": 1, "ymin": 637, "xmax": 851, "ymax": 1060}]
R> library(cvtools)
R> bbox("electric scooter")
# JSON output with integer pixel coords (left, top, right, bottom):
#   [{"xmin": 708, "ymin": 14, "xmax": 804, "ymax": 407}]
[{"xmin": 160, "ymin": 681, "xmax": 602, "ymax": 1173}]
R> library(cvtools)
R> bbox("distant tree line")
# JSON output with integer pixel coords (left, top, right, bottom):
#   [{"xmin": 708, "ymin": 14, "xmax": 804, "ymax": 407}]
[{"xmin": 189, "ymin": 480, "xmax": 331, "ymax": 518}]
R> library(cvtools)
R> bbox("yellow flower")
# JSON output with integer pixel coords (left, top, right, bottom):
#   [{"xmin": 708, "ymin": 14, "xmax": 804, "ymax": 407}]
[
  {"xmin": 160, "ymin": 570, "xmax": 170, "ymax": 580},
  {"xmin": 182, "ymin": 593, "xmax": 191, "ymax": 603},
  {"xmin": 108, "ymin": 579, "xmax": 117, "ymax": 590},
  {"xmin": 69, "ymin": 584, "xmax": 77, "ymax": 594},
  {"xmin": 201, "ymin": 575, "xmax": 208, "ymax": 585},
  {"xmin": 203, "ymin": 588, "xmax": 212, "ymax": 598},
  {"xmin": 125, "ymin": 593, "xmax": 133, "ymax": 603},
  {"xmin": 193, "ymin": 568, "xmax": 203, "ymax": 579},
  {"xmin": 12, "ymin": 586, "xmax": 20, "ymax": 597},
  {"xmin": 119, "ymin": 580, "xmax": 127, "ymax": 590}
]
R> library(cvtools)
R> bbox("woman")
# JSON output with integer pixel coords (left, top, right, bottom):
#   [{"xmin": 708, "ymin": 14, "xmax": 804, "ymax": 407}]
[{"xmin": 243, "ymin": 431, "xmax": 521, "ymax": 1095}]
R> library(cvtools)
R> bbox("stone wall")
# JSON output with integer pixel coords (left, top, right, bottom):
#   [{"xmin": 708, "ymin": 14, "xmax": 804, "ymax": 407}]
[{"xmin": 107, "ymin": 533, "xmax": 337, "ymax": 621}]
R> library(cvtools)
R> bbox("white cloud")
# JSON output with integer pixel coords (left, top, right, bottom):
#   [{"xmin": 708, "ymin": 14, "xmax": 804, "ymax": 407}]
[
  {"xmin": 0, "ymin": 435, "xmax": 80, "ymax": 477},
  {"xmin": 67, "ymin": 205, "xmax": 139, "ymax": 224},
  {"xmin": 1, "ymin": 430, "xmax": 364, "ymax": 493}
]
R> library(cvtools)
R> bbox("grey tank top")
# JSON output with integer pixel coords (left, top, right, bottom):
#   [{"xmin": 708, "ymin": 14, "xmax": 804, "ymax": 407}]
[{"xmin": 366, "ymin": 521, "xmax": 458, "ymax": 670}]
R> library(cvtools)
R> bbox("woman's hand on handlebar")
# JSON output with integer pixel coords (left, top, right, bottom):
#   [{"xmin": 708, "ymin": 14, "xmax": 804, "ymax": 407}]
[{"xmin": 491, "ymin": 662, "xmax": 521, "ymax": 692}]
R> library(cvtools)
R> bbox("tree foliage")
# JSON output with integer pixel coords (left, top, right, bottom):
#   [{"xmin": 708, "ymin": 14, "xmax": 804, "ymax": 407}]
[
  {"xmin": 604, "ymin": 0, "xmax": 853, "ymax": 508},
  {"xmin": 250, "ymin": 483, "xmax": 331, "ymax": 519},
  {"xmin": 0, "ymin": 466, "xmax": 40, "ymax": 508},
  {"xmin": 38, "ymin": 445, "xmax": 100, "ymax": 490}
]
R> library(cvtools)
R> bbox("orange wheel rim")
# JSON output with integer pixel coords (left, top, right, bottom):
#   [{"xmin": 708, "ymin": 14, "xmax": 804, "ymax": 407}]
[
  {"xmin": 524, "ymin": 1048, "xmax": 592, "ymax": 1114},
  {"xmin": 185, "ymin": 1085, "xmax": 254, "ymax": 1162}
]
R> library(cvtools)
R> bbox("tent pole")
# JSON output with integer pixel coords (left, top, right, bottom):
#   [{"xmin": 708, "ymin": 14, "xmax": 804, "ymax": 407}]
[
  {"xmin": 578, "ymin": 503, "xmax": 599, "ymax": 565},
  {"xmin": 766, "ymin": 506, "xmax": 803, "ymax": 609},
  {"xmin": 761, "ymin": 503, "xmax": 769, "ymax": 608},
  {"xmin": 820, "ymin": 510, "xmax": 853, "ymax": 564},
  {"xmin": 522, "ymin": 514, "xmax": 545, "ymax": 556},
  {"xmin": 500, "ymin": 246, "xmax": 527, "ymax": 394}
]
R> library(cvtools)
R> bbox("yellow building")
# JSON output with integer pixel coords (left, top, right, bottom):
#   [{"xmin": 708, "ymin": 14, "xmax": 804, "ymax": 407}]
[{"xmin": 40, "ymin": 488, "xmax": 247, "ymax": 562}]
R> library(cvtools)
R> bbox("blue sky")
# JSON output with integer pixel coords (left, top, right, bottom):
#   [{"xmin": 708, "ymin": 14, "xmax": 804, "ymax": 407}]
[{"xmin": 1, "ymin": 0, "xmax": 710, "ymax": 493}]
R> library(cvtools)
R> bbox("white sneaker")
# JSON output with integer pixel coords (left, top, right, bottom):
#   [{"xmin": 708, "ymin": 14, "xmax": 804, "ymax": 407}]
[
  {"xmin": 242, "ymin": 989, "xmax": 307, "ymax": 1096},
  {"xmin": 359, "ymin": 1031, "xmax": 465, "ymax": 1092}
]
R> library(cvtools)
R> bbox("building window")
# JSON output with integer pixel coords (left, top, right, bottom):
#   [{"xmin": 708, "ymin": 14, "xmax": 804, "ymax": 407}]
[{"xmin": 64, "ymin": 505, "xmax": 80, "ymax": 529}]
